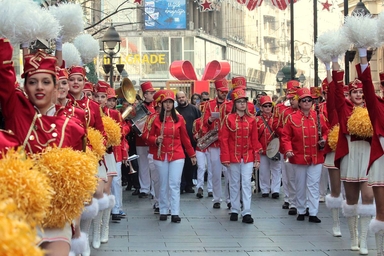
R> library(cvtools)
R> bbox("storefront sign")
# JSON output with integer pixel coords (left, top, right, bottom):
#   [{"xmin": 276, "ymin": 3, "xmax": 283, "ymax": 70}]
[{"xmin": 124, "ymin": 54, "xmax": 166, "ymax": 64}]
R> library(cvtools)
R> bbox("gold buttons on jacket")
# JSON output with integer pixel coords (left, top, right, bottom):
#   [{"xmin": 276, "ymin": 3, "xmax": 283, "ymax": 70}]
[
  {"xmin": 29, "ymin": 135, "xmax": 35, "ymax": 141},
  {"xmin": 52, "ymin": 132, "xmax": 58, "ymax": 138}
]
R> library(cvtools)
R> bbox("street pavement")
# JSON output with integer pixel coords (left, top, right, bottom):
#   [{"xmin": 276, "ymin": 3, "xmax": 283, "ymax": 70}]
[{"xmin": 90, "ymin": 186, "xmax": 377, "ymax": 256}]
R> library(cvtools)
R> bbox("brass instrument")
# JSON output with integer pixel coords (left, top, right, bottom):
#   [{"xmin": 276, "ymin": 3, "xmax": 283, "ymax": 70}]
[
  {"xmin": 197, "ymin": 126, "xmax": 218, "ymax": 150},
  {"xmin": 117, "ymin": 78, "xmax": 136, "ymax": 119},
  {"xmin": 127, "ymin": 160, "xmax": 137, "ymax": 174}
]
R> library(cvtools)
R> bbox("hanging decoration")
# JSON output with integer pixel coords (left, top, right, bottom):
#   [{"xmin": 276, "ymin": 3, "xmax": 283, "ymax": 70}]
[{"xmin": 321, "ymin": 0, "xmax": 332, "ymax": 11}]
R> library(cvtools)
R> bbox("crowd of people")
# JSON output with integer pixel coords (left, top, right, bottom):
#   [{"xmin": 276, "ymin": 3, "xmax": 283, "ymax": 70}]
[{"xmin": 2, "ymin": 33, "xmax": 384, "ymax": 256}]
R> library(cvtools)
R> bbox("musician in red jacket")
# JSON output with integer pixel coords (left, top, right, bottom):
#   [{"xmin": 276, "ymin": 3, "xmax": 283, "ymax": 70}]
[
  {"xmin": 148, "ymin": 90, "xmax": 196, "ymax": 223},
  {"xmin": 220, "ymin": 89, "xmax": 262, "ymax": 224},
  {"xmin": 281, "ymin": 88, "xmax": 328, "ymax": 224},
  {"xmin": 332, "ymin": 56, "xmax": 374, "ymax": 254},
  {"xmin": 256, "ymin": 96, "xmax": 281, "ymax": 199},
  {"xmin": 356, "ymin": 51, "xmax": 384, "ymax": 254},
  {"xmin": 202, "ymin": 80, "xmax": 228, "ymax": 209}
]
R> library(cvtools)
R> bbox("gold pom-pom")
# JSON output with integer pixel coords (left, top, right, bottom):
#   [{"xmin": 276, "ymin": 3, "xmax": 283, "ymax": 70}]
[
  {"xmin": 328, "ymin": 124, "xmax": 340, "ymax": 151},
  {"xmin": 87, "ymin": 127, "xmax": 106, "ymax": 160},
  {"xmin": 347, "ymin": 106, "xmax": 373, "ymax": 138},
  {"xmin": 34, "ymin": 147, "xmax": 98, "ymax": 229},
  {"xmin": 102, "ymin": 115, "xmax": 121, "ymax": 148},
  {"xmin": 0, "ymin": 199, "xmax": 44, "ymax": 256},
  {"xmin": 0, "ymin": 148, "xmax": 53, "ymax": 228}
]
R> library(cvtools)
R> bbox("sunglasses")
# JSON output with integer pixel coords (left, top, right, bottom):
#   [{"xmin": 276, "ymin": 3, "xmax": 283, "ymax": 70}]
[
  {"xmin": 202, "ymin": 98, "xmax": 209, "ymax": 101},
  {"xmin": 262, "ymin": 104, "xmax": 272, "ymax": 108},
  {"xmin": 301, "ymin": 98, "xmax": 313, "ymax": 103}
]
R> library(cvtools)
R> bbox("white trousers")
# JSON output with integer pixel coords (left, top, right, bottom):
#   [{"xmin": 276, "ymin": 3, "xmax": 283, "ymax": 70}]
[
  {"xmin": 196, "ymin": 150, "xmax": 206, "ymax": 190},
  {"xmin": 149, "ymin": 154, "xmax": 159, "ymax": 207},
  {"xmin": 285, "ymin": 161, "xmax": 296, "ymax": 208},
  {"xmin": 222, "ymin": 166, "xmax": 230, "ymax": 204},
  {"xmin": 137, "ymin": 146, "xmax": 150, "ymax": 194},
  {"xmin": 319, "ymin": 166, "xmax": 329, "ymax": 197},
  {"xmin": 280, "ymin": 154, "xmax": 288, "ymax": 202},
  {"xmin": 228, "ymin": 161, "xmax": 253, "ymax": 216},
  {"xmin": 259, "ymin": 155, "xmax": 282, "ymax": 194},
  {"xmin": 293, "ymin": 164, "xmax": 322, "ymax": 216},
  {"xmin": 205, "ymin": 150, "xmax": 213, "ymax": 193},
  {"xmin": 208, "ymin": 147, "xmax": 222, "ymax": 203},
  {"xmin": 154, "ymin": 157, "xmax": 185, "ymax": 215},
  {"xmin": 111, "ymin": 161, "xmax": 122, "ymax": 214}
]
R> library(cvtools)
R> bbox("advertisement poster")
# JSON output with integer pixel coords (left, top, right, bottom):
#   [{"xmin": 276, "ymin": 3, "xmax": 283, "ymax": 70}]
[{"xmin": 144, "ymin": 0, "xmax": 187, "ymax": 30}]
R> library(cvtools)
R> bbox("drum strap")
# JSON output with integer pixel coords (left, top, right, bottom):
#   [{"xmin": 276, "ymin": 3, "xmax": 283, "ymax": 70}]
[{"xmin": 261, "ymin": 115, "xmax": 276, "ymax": 140}]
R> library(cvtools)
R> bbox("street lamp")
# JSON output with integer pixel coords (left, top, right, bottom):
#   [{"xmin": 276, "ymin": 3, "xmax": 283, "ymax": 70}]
[
  {"xmin": 276, "ymin": 70, "xmax": 285, "ymax": 96},
  {"xmin": 101, "ymin": 24, "xmax": 121, "ymax": 88},
  {"xmin": 299, "ymin": 73, "xmax": 306, "ymax": 86}
]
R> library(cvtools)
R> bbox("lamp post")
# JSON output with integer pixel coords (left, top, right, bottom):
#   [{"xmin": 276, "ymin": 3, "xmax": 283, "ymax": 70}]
[
  {"xmin": 276, "ymin": 70, "xmax": 285, "ymax": 96},
  {"xmin": 101, "ymin": 24, "xmax": 121, "ymax": 88},
  {"xmin": 299, "ymin": 73, "xmax": 306, "ymax": 86}
]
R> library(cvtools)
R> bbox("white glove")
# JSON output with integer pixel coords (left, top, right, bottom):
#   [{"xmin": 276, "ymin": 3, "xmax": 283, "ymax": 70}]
[
  {"xmin": 358, "ymin": 48, "xmax": 367, "ymax": 58},
  {"xmin": 55, "ymin": 36, "xmax": 63, "ymax": 51},
  {"xmin": 331, "ymin": 56, "xmax": 338, "ymax": 63},
  {"xmin": 21, "ymin": 42, "xmax": 29, "ymax": 48},
  {"xmin": 324, "ymin": 62, "xmax": 331, "ymax": 71}
]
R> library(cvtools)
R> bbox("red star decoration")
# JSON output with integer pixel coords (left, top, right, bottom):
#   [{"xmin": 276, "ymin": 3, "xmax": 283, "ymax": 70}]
[
  {"xmin": 200, "ymin": 0, "xmax": 212, "ymax": 11},
  {"xmin": 134, "ymin": 0, "xmax": 142, "ymax": 4},
  {"xmin": 321, "ymin": 0, "xmax": 332, "ymax": 11}
]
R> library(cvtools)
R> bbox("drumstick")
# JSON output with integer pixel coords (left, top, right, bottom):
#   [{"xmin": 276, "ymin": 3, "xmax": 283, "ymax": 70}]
[{"xmin": 157, "ymin": 109, "xmax": 166, "ymax": 158}]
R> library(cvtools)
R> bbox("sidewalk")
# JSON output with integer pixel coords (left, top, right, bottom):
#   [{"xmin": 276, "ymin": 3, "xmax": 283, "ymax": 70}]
[{"xmin": 91, "ymin": 188, "xmax": 377, "ymax": 256}]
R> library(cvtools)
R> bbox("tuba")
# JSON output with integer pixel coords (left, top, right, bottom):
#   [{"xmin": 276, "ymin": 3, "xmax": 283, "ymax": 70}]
[{"xmin": 116, "ymin": 78, "xmax": 137, "ymax": 119}]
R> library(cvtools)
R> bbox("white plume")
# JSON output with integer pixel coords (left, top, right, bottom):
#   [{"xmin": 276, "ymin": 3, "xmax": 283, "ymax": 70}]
[
  {"xmin": 49, "ymin": 3, "xmax": 84, "ymax": 42},
  {"xmin": 63, "ymin": 43, "xmax": 82, "ymax": 67},
  {"xmin": 315, "ymin": 29, "xmax": 350, "ymax": 62},
  {"xmin": 0, "ymin": 0, "xmax": 60, "ymax": 44},
  {"xmin": 73, "ymin": 34, "xmax": 100, "ymax": 64},
  {"xmin": 377, "ymin": 12, "xmax": 384, "ymax": 46},
  {"xmin": 343, "ymin": 14, "xmax": 378, "ymax": 48}
]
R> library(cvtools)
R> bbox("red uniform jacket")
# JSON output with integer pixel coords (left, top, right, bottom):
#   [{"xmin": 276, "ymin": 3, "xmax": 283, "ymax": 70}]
[
  {"xmin": 256, "ymin": 113, "xmax": 278, "ymax": 155},
  {"xmin": 148, "ymin": 114, "xmax": 195, "ymax": 161},
  {"xmin": 281, "ymin": 110, "xmax": 328, "ymax": 165},
  {"xmin": 0, "ymin": 61, "xmax": 85, "ymax": 153},
  {"xmin": 0, "ymin": 130, "xmax": 20, "ymax": 157},
  {"xmin": 357, "ymin": 64, "xmax": 384, "ymax": 173},
  {"xmin": 136, "ymin": 101, "xmax": 155, "ymax": 146},
  {"xmin": 103, "ymin": 107, "xmax": 129, "ymax": 162},
  {"xmin": 220, "ymin": 113, "xmax": 262, "ymax": 164},
  {"xmin": 202, "ymin": 98, "xmax": 227, "ymax": 148}
]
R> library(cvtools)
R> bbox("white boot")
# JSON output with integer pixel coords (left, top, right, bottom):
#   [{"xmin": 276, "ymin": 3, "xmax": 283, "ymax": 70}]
[
  {"xmin": 101, "ymin": 195, "xmax": 116, "ymax": 244},
  {"xmin": 343, "ymin": 202, "xmax": 359, "ymax": 251},
  {"xmin": 325, "ymin": 194, "xmax": 342, "ymax": 237},
  {"xmin": 80, "ymin": 198, "xmax": 99, "ymax": 256},
  {"xmin": 92, "ymin": 194, "xmax": 109, "ymax": 249},
  {"xmin": 370, "ymin": 219, "xmax": 384, "ymax": 256},
  {"xmin": 70, "ymin": 231, "xmax": 87, "ymax": 255},
  {"xmin": 358, "ymin": 204, "xmax": 375, "ymax": 255}
]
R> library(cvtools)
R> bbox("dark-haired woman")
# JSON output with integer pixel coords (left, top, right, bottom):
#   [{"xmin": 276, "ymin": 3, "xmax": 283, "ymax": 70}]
[
  {"xmin": 0, "ymin": 38, "xmax": 86, "ymax": 256},
  {"xmin": 220, "ymin": 89, "xmax": 262, "ymax": 224},
  {"xmin": 190, "ymin": 93, "xmax": 201, "ymax": 106},
  {"xmin": 148, "ymin": 90, "xmax": 197, "ymax": 223}
]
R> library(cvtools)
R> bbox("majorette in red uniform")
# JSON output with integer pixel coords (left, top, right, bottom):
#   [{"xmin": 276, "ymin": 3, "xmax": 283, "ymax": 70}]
[
  {"xmin": 106, "ymin": 87, "xmax": 130, "ymax": 220},
  {"xmin": 66, "ymin": 66, "xmax": 108, "ymax": 250},
  {"xmin": 0, "ymin": 38, "xmax": 87, "ymax": 253},
  {"xmin": 273, "ymin": 80, "xmax": 300, "ymax": 215},
  {"xmin": 202, "ymin": 79, "xmax": 228, "ymax": 209},
  {"xmin": 148, "ymin": 90, "xmax": 196, "ymax": 223},
  {"xmin": 83, "ymin": 80, "xmax": 94, "ymax": 99},
  {"xmin": 220, "ymin": 89, "xmax": 262, "ymax": 224},
  {"xmin": 192, "ymin": 116, "xmax": 208, "ymax": 199},
  {"xmin": 332, "ymin": 55, "xmax": 374, "ymax": 253},
  {"xmin": 356, "ymin": 54, "xmax": 384, "ymax": 253},
  {"xmin": 255, "ymin": 95, "xmax": 281, "ymax": 198},
  {"xmin": 136, "ymin": 81, "xmax": 156, "ymax": 198},
  {"xmin": 320, "ymin": 69, "xmax": 343, "ymax": 238},
  {"xmin": 281, "ymin": 87, "xmax": 329, "ymax": 223},
  {"xmin": 141, "ymin": 89, "xmax": 165, "ymax": 214}
]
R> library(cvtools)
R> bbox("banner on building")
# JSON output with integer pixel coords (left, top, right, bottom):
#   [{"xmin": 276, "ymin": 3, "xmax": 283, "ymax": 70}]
[{"xmin": 144, "ymin": 0, "xmax": 187, "ymax": 30}]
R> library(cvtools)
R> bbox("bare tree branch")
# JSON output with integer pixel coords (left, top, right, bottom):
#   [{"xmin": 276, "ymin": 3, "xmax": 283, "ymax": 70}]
[{"xmin": 84, "ymin": 7, "xmax": 143, "ymax": 30}]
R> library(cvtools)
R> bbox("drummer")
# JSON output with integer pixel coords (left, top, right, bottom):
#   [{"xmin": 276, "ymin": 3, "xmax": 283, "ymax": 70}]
[{"xmin": 256, "ymin": 96, "xmax": 281, "ymax": 199}]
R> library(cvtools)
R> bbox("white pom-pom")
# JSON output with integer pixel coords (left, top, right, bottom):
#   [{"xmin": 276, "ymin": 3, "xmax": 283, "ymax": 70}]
[
  {"xmin": 63, "ymin": 43, "xmax": 82, "ymax": 67},
  {"xmin": 344, "ymin": 14, "xmax": 378, "ymax": 48},
  {"xmin": 377, "ymin": 12, "xmax": 384, "ymax": 45},
  {"xmin": 74, "ymin": 34, "xmax": 100, "ymax": 64},
  {"xmin": 70, "ymin": 232, "xmax": 88, "ymax": 254},
  {"xmin": 49, "ymin": 3, "xmax": 84, "ymax": 42},
  {"xmin": 0, "ymin": 0, "xmax": 60, "ymax": 44},
  {"xmin": 315, "ymin": 29, "xmax": 350, "ymax": 62}
]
